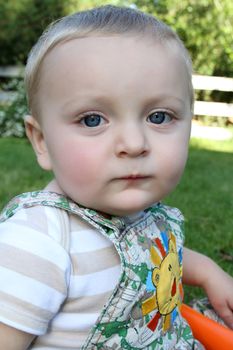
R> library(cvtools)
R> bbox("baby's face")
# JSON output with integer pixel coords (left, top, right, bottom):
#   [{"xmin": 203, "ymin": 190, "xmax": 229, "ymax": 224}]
[{"xmin": 34, "ymin": 35, "xmax": 192, "ymax": 216}]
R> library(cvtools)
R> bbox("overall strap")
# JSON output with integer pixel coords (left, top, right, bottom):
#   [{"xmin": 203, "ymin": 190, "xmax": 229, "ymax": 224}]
[
  {"xmin": 0, "ymin": 191, "xmax": 121, "ymax": 230},
  {"xmin": 0, "ymin": 190, "xmax": 126, "ymax": 252}
]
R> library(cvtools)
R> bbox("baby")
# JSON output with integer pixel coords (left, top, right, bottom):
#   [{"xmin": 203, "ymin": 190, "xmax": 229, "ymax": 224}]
[{"xmin": 0, "ymin": 5, "xmax": 233, "ymax": 350}]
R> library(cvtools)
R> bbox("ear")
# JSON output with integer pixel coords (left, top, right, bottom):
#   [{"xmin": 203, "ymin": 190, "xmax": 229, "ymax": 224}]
[
  {"xmin": 24, "ymin": 115, "xmax": 52, "ymax": 171},
  {"xmin": 168, "ymin": 239, "xmax": 176, "ymax": 254}
]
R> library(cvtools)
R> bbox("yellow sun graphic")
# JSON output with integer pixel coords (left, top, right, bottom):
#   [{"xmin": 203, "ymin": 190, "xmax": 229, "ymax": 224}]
[{"xmin": 141, "ymin": 231, "xmax": 183, "ymax": 332}]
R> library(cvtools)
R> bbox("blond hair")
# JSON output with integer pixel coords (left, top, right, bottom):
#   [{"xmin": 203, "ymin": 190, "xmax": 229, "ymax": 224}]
[{"xmin": 25, "ymin": 5, "xmax": 193, "ymax": 116}]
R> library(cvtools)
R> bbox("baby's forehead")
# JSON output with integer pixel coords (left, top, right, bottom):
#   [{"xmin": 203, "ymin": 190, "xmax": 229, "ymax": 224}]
[
  {"xmin": 38, "ymin": 36, "xmax": 190, "ymax": 105},
  {"xmin": 42, "ymin": 33, "xmax": 185, "ymax": 68},
  {"xmin": 39, "ymin": 36, "xmax": 183, "ymax": 87}
]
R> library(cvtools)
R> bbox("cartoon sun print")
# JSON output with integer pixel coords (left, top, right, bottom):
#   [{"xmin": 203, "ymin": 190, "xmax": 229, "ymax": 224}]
[{"xmin": 141, "ymin": 230, "xmax": 183, "ymax": 332}]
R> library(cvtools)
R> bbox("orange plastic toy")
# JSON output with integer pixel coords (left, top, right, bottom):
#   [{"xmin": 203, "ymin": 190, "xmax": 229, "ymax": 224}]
[{"xmin": 181, "ymin": 304, "xmax": 233, "ymax": 350}]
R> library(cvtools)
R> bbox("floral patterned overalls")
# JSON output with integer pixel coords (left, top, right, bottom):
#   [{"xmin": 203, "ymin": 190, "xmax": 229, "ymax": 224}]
[{"xmin": 0, "ymin": 191, "xmax": 204, "ymax": 349}]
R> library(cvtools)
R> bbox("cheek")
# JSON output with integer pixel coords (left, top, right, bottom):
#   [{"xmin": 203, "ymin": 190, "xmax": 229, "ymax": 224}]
[
  {"xmin": 53, "ymin": 142, "xmax": 104, "ymax": 185},
  {"xmin": 158, "ymin": 136, "xmax": 189, "ymax": 181}
]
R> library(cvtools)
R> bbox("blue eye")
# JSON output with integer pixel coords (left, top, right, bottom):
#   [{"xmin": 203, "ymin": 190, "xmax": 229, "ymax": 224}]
[
  {"xmin": 81, "ymin": 114, "xmax": 102, "ymax": 127},
  {"xmin": 147, "ymin": 111, "xmax": 172, "ymax": 124}
]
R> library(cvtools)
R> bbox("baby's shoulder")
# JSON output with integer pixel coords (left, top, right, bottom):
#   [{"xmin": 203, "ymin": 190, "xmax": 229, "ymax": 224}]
[
  {"xmin": 0, "ymin": 193, "xmax": 72, "ymax": 250},
  {"xmin": 0, "ymin": 192, "xmax": 97, "ymax": 250}
]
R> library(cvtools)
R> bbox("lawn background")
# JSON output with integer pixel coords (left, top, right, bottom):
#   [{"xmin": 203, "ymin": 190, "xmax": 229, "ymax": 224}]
[{"xmin": 0, "ymin": 134, "xmax": 233, "ymax": 302}]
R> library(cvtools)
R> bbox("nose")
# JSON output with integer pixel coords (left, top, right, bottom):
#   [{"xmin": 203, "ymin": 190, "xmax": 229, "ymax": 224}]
[{"xmin": 115, "ymin": 122, "xmax": 149, "ymax": 158}]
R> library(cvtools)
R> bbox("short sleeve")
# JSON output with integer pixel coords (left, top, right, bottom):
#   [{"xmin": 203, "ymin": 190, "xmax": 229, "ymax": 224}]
[{"xmin": 0, "ymin": 205, "xmax": 71, "ymax": 335}]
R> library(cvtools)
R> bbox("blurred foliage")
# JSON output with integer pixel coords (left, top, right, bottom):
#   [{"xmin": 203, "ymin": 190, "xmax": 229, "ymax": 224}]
[
  {"xmin": 0, "ymin": 0, "xmax": 68, "ymax": 65},
  {"xmin": 0, "ymin": 78, "xmax": 27, "ymax": 137}
]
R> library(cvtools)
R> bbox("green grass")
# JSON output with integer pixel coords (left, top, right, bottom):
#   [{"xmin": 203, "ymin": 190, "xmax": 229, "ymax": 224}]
[
  {"xmin": 0, "ymin": 138, "xmax": 52, "ymax": 207},
  {"xmin": 0, "ymin": 135, "xmax": 233, "ymax": 301}
]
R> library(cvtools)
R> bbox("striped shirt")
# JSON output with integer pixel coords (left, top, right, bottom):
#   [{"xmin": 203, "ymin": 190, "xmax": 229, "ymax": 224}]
[{"xmin": 0, "ymin": 204, "xmax": 121, "ymax": 349}]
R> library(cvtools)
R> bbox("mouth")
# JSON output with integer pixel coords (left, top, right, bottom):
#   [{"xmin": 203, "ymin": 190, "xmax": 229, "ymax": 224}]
[
  {"xmin": 117, "ymin": 175, "xmax": 151, "ymax": 182},
  {"xmin": 118, "ymin": 175, "xmax": 152, "ymax": 181}
]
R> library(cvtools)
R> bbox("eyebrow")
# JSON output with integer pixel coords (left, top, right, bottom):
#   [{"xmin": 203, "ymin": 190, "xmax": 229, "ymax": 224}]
[
  {"xmin": 60, "ymin": 94, "xmax": 111, "ymax": 113},
  {"xmin": 142, "ymin": 94, "xmax": 189, "ymax": 111},
  {"xmin": 60, "ymin": 92, "xmax": 189, "ymax": 117}
]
